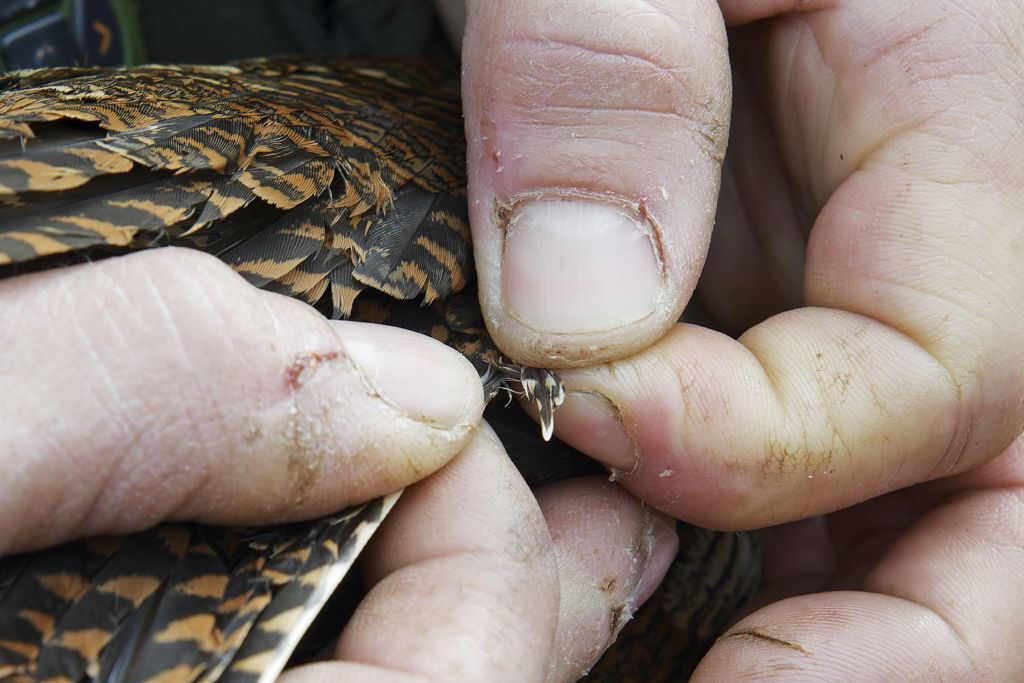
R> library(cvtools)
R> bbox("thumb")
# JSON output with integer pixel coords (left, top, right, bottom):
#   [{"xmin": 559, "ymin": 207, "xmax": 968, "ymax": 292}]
[
  {"xmin": 0, "ymin": 249, "xmax": 484, "ymax": 554},
  {"xmin": 459, "ymin": 0, "xmax": 731, "ymax": 367}
]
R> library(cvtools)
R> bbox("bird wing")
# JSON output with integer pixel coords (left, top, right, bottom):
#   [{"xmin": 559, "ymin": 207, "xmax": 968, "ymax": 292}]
[{"xmin": 0, "ymin": 57, "xmax": 470, "ymax": 318}]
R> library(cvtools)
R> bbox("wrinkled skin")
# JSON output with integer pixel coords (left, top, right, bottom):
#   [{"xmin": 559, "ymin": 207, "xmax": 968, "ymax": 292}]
[{"xmin": 442, "ymin": 0, "xmax": 1024, "ymax": 679}]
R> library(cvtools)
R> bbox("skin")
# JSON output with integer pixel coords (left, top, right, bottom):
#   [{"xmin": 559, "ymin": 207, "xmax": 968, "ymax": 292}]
[
  {"xmin": 1, "ymin": 249, "xmax": 672, "ymax": 681},
  {"xmin": 0, "ymin": 248, "xmax": 486, "ymax": 553},
  {"xmin": 697, "ymin": 433, "xmax": 1024, "ymax": 680},
  {"xmin": 437, "ymin": 0, "xmax": 1024, "ymax": 679},
  {"xmin": 454, "ymin": 0, "xmax": 1024, "ymax": 520}
]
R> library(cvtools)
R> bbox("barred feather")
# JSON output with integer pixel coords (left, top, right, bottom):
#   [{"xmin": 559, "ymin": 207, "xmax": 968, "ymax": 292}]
[
  {"xmin": 0, "ymin": 57, "xmax": 470, "ymax": 322},
  {"xmin": 0, "ymin": 496, "xmax": 397, "ymax": 683}
]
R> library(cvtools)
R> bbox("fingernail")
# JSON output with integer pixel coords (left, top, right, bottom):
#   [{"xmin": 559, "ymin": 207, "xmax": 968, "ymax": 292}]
[
  {"xmin": 558, "ymin": 390, "xmax": 638, "ymax": 472},
  {"xmin": 635, "ymin": 514, "xmax": 679, "ymax": 607},
  {"xmin": 501, "ymin": 197, "xmax": 661, "ymax": 334},
  {"xmin": 336, "ymin": 322, "xmax": 479, "ymax": 427}
]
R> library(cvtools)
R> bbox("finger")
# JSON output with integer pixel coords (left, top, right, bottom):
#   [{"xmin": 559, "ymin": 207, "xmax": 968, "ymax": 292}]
[
  {"xmin": 280, "ymin": 425, "xmax": 560, "ymax": 683},
  {"xmin": 550, "ymin": 2, "xmax": 1024, "ymax": 527},
  {"xmin": 912, "ymin": 428, "xmax": 1024, "ymax": 505},
  {"xmin": 0, "ymin": 248, "xmax": 484, "ymax": 553},
  {"xmin": 694, "ymin": 435, "xmax": 1024, "ymax": 680},
  {"xmin": 536, "ymin": 477, "xmax": 678, "ymax": 682},
  {"xmin": 461, "ymin": 0, "xmax": 731, "ymax": 367},
  {"xmin": 751, "ymin": 431, "xmax": 1024, "ymax": 610}
]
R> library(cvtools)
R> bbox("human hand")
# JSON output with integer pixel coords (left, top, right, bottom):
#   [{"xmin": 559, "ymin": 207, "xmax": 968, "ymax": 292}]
[
  {"xmin": 443, "ymin": 0, "xmax": 1023, "ymax": 524},
  {"xmin": 0, "ymin": 248, "xmax": 678, "ymax": 681},
  {"xmin": 280, "ymin": 427, "xmax": 678, "ymax": 683},
  {"xmin": 695, "ymin": 430, "xmax": 1024, "ymax": 679},
  {"xmin": 435, "ymin": 0, "xmax": 1024, "ymax": 677},
  {"xmin": 0, "ymin": 247, "xmax": 485, "ymax": 553}
]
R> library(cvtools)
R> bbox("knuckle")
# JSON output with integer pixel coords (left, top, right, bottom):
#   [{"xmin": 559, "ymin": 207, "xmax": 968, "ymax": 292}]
[
  {"xmin": 117, "ymin": 248, "xmax": 267, "ymax": 346},
  {"xmin": 121, "ymin": 246, "xmax": 249, "ymax": 295}
]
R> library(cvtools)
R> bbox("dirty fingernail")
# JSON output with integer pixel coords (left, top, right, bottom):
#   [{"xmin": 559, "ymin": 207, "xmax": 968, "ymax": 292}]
[
  {"xmin": 557, "ymin": 390, "xmax": 638, "ymax": 472},
  {"xmin": 635, "ymin": 514, "xmax": 679, "ymax": 607},
  {"xmin": 335, "ymin": 322, "xmax": 481, "ymax": 427},
  {"xmin": 501, "ymin": 197, "xmax": 661, "ymax": 334}
]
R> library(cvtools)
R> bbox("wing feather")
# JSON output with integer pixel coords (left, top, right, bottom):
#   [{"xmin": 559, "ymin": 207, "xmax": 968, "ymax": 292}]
[{"xmin": 0, "ymin": 58, "xmax": 471, "ymax": 311}]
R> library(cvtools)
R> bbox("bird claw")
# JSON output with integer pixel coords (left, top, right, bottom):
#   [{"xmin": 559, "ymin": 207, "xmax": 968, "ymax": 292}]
[{"xmin": 485, "ymin": 362, "xmax": 565, "ymax": 441}]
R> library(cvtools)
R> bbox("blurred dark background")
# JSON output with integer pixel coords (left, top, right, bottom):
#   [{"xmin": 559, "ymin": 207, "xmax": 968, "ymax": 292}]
[{"xmin": 0, "ymin": 0, "xmax": 446, "ymax": 71}]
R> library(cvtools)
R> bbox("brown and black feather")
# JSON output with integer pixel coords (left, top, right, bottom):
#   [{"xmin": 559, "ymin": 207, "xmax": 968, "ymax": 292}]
[{"xmin": 0, "ymin": 58, "xmax": 470, "ymax": 321}]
